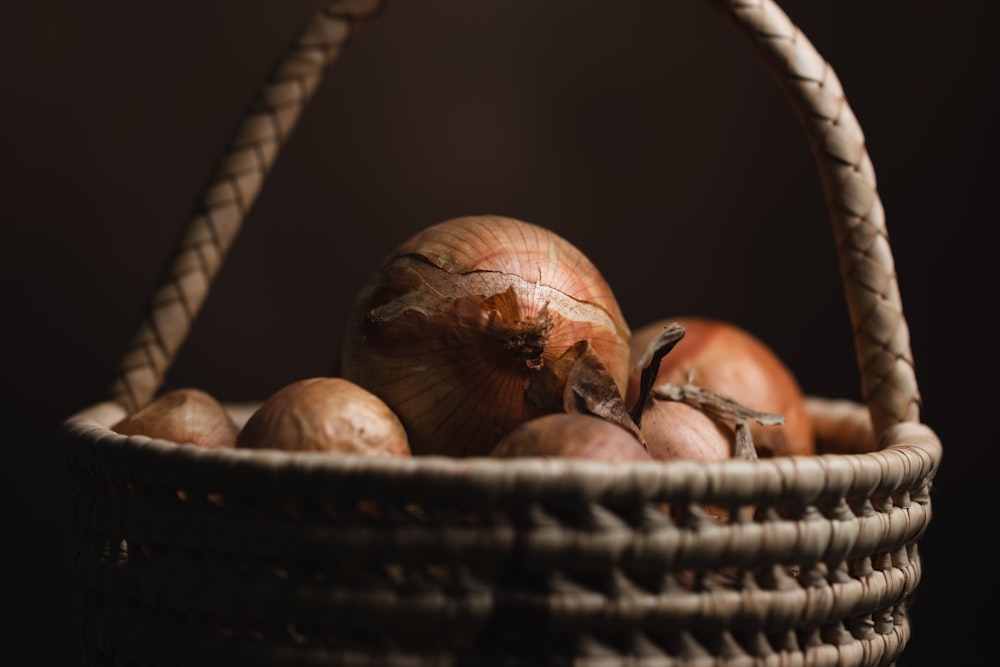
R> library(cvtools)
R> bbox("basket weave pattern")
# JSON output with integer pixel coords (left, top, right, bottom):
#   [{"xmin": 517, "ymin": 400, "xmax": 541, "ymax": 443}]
[{"xmin": 65, "ymin": 1, "xmax": 941, "ymax": 665}]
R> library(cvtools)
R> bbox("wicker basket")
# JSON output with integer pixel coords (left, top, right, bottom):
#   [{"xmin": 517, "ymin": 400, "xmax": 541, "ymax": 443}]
[{"xmin": 63, "ymin": 1, "xmax": 942, "ymax": 665}]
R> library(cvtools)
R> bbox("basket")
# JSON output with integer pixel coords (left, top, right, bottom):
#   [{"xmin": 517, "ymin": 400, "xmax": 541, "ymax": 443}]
[{"xmin": 63, "ymin": 1, "xmax": 942, "ymax": 665}]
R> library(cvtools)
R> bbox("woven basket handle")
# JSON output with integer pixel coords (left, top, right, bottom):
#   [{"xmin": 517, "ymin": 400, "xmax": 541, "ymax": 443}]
[
  {"xmin": 108, "ymin": 0, "xmax": 921, "ymax": 441},
  {"xmin": 108, "ymin": 0, "xmax": 383, "ymax": 414}
]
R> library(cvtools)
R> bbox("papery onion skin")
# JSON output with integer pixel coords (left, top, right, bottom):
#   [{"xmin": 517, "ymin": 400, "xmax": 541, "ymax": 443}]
[
  {"xmin": 626, "ymin": 316, "xmax": 815, "ymax": 458},
  {"xmin": 340, "ymin": 215, "xmax": 632, "ymax": 458}
]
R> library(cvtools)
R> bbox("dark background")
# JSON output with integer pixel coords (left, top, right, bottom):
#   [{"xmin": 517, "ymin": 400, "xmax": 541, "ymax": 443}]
[{"xmin": 3, "ymin": 1, "xmax": 996, "ymax": 663}]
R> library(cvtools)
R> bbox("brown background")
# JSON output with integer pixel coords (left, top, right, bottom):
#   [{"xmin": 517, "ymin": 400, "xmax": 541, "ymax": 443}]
[{"xmin": 3, "ymin": 1, "xmax": 997, "ymax": 663}]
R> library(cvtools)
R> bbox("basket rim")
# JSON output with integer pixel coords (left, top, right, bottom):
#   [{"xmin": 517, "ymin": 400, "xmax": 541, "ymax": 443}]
[{"xmin": 64, "ymin": 397, "xmax": 941, "ymax": 505}]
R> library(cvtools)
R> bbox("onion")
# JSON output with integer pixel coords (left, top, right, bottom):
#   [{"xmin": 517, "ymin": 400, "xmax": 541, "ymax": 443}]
[
  {"xmin": 490, "ymin": 413, "xmax": 652, "ymax": 463},
  {"xmin": 341, "ymin": 215, "xmax": 631, "ymax": 457},
  {"xmin": 111, "ymin": 387, "xmax": 238, "ymax": 449},
  {"xmin": 235, "ymin": 377, "xmax": 410, "ymax": 456},
  {"xmin": 638, "ymin": 399, "xmax": 733, "ymax": 463},
  {"xmin": 626, "ymin": 316, "xmax": 815, "ymax": 458}
]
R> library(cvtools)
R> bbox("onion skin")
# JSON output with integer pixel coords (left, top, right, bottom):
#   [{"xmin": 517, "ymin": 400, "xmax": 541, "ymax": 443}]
[
  {"xmin": 235, "ymin": 377, "xmax": 410, "ymax": 456},
  {"xmin": 490, "ymin": 413, "xmax": 652, "ymax": 463},
  {"xmin": 111, "ymin": 387, "xmax": 238, "ymax": 449},
  {"xmin": 341, "ymin": 215, "xmax": 631, "ymax": 458},
  {"xmin": 626, "ymin": 316, "xmax": 815, "ymax": 458}
]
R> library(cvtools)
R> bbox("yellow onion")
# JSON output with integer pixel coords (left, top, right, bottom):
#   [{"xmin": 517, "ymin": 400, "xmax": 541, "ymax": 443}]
[
  {"xmin": 490, "ymin": 413, "xmax": 652, "ymax": 463},
  {"xmin": 112, "ymin": 387, "xmax": 239, "ymax": 449},
  {"xmin": 235, "ymin": 377, "xmax": 410, "ymax": 456},
  {"xmin": 340, "ymin": 215, "xmax": 631, "ymax": 457},
  {"xmin": 638, "ymin": 399, "xmax": 733, "ymax": 463}
]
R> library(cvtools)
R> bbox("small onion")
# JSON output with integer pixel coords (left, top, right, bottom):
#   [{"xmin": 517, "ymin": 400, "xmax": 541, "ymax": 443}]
[
  {"xmin": 111, "ymin": 387, "xmax": 238, "ymax": 449},
  {"xmin": 236, "ymin": 377, "xmax": 410, "ymax": 456},
  {"xmin": 638, "ymin": 399, "xmax": 733, "ymax": 463},
  {"xmin": 341, "ymin": 215, "xmax": 631, "ymax": 457},
  {"xmin": 490, "ymin": 413, "xmax": 652, "ymax": 463},
  {"xmin": 626, "ymin": 316, "xmax": 815, "ymax": 458}
]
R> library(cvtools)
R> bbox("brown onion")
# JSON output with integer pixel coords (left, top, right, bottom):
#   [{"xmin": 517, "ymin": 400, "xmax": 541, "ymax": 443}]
[
  {"xmin": 111, "ymin": 387, "xmax": 238, "ymax": 449},
  {"xmin": 626, "ymin": 316, "xmax": 815, "ymax": 457},
  {"xmin": 235, "ymin": 377, "xmax": 410, "ymax": 456},
  {"xmin": 638, "ymin": 399, "xmax": 733, "ymax": 463},
  {"xmin": 340, "ymin": 215, "xmax": 631, "ymax": 457},
  {"xmin": 490, "ymin": 413, "xmax": 652, "ymax": 463}
]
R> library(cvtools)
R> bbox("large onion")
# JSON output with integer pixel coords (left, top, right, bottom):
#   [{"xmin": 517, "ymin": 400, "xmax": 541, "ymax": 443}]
[{"xmin": 340, "ymin": 215, "xmax": 631, "ymax": 457}]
